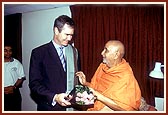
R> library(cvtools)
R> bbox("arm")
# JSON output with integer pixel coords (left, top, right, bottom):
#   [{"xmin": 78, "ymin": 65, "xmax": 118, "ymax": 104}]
[
  {"xmin": 29, "ymin": 49, "xmax": 71, "ymax": 106},
  {"xmin": 4, "ymin": 77, "xmax": 26, "ymax": 94},
  {"xmin": 76, "ymin": 71, "xmax": 125, "ymax": 111},
  {"xmin": 29, "ymin": 49, "xmax": 56, "ymax": 104},
  {"xmin": 4, "ymin": 60, "xmax": 26, "ymax": 94},
  {"xmin": 14, "ymin": 77, "xmax": 26, "ymax": 88},
  {"xmin": 75, "ymin": 71, "xmax": 91, "ymax": 86},
  {"xmin": 90, "ymin": 88, "xmax": 126, "ymax": 111},
  {"xmin": 4, "ymin": 77, "xmax": 25, "ymax": 94}
]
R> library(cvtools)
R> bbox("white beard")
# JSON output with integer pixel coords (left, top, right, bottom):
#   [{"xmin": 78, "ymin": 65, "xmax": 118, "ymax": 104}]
[{"xmin": 102, "ymin": 58, "xmax": 107, "ymax": 64}]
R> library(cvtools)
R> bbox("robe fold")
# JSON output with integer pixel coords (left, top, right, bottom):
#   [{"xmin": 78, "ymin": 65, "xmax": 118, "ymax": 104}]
[{"xmin": 88, "ymin": 59, "xmax": 141, "ymax": 111}]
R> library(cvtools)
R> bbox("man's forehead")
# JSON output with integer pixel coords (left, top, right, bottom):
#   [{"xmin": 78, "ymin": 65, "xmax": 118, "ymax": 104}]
[
  {"xmin": 62, "ymin": 24, "xmax": 74, "ymax": 31},
  {"xmin": 105, "ymin": 43, "xmax": 118, "ymax": 52},
  {"xmin": 62, "ymin": 23, "xmax": 74, "ymax": 29},
  {"xmin": 105, "ymin": 42, "xmax": 114, "ymax": 48},
  {"xmin": 4, "ymin": 46, "xmax": 12, "ymax": 49}
]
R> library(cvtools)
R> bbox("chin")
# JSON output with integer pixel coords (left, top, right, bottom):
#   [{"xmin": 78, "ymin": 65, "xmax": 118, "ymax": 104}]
[
  {"xmin": 63, "ymin": 41, "xmax": 69, "ymax": 46},
  {"xmin": 62, "ymin": 43, "xmax": 68, "ymax": 46}
]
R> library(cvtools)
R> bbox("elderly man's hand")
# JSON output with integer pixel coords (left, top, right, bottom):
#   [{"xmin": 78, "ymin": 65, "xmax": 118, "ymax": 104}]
[
  {"xmin": 89, "ymin": 87, "xmax": 102, "ymax": 100},
  {"xmin": 75, "ymin": 71, "xmax": 87, "ymax": 85}
]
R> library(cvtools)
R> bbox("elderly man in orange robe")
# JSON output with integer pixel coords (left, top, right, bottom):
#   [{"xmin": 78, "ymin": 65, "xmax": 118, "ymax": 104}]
[{"xmin": 76, "ymin": 40, "xmax": 141, "ymax": 111}]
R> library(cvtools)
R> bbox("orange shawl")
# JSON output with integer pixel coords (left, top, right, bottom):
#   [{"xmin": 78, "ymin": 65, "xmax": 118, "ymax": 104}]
[{"xmin": 88, "ymin": 59, "xmax": 141, "ymax": 111}]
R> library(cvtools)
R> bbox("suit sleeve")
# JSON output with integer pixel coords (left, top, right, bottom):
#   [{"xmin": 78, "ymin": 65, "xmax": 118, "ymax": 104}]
[{"xmin": 29, "ymin": 49, "xmax": 55, "ymax": 105}]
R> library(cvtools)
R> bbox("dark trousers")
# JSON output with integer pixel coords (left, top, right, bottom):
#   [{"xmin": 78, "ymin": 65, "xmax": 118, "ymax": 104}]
[
  {"xmin": 4, "ymin": 89, "xmax": 22, "ymax": 111},
  {"xmin": 37, "ymin": 103, "xmax": 66, "ymax": 111}
]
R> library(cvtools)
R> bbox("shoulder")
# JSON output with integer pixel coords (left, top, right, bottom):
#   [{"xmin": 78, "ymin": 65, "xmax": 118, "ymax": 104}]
[
  {"xmin": 31, "ymin": 41, "xmax": 53, "ymax": 54},
  {"xmin": 33, "ymin": 42, "xmax": 52, "ymax": 50},
  {"xmin": 13, "ymin": 58, "xmax": 21, "ymax": 63},
  {"xmin": 12, "ymin": 58, "xmax": 23, "ymax": 66}
]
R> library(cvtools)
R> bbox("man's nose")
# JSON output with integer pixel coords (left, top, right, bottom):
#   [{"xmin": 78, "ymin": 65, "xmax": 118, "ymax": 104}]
[
  {"xmin": 101, "ymin": 50, "xmax": 105, "ymax": 56},
  {"xmin": 67, "ymin": 35, "xmax": 72, "ymax": 41}
]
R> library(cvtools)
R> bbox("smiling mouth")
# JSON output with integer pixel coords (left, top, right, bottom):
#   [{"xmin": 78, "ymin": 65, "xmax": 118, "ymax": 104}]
[
  {"xmin": 64, "ymin": 41, "xmax": 69, "ymax": 44},
  {"xmin": 62, "ymin": 41, "xmax": 69, "ymax": 46}
]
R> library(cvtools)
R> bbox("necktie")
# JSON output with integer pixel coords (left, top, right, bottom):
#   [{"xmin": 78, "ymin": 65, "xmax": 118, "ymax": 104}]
[{"xmin": 59, "ymin": 46, "xmax": 66, "ymax": 71}]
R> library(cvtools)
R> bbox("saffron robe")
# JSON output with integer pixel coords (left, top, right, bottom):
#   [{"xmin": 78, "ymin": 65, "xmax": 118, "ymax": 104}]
[{"xmin": 88, "ymin": 59, "xmax": 141, "ymax": 111}]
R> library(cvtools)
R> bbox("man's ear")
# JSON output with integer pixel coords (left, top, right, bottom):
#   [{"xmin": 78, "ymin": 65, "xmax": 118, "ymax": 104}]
[
  {"xmin": 114, "ymin": 51, "xmax": 120, "ymax": 59},
  {"xmin": 54, "ymin": 27, "xmax": 59, "ymax": 35}
]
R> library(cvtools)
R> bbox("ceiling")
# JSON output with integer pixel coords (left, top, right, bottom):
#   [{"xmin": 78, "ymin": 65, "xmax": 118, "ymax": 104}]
[
  {"xmin": 3, "ymin": 4, "xmax": 72, "ymax": 16},
  {"xmin": 4, "ymin": 3, "xmax": 163, "ymax": 16}
]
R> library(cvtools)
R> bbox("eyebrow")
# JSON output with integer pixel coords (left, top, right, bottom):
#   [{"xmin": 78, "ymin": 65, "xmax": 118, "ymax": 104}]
[
  {"xmin": 65, "ymin": 33, "xmax": 73, "ymax": 36},
  {"xmin": 4, "ymin": 49, "xmax": 12, "ymax": 50},
  {"xmin": 104, "ymin": 47, "xmax": 110, "ymax": 52}
]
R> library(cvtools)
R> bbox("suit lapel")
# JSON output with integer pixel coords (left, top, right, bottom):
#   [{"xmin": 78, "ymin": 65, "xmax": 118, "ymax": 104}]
[{"xmin": 48, "ymin": 41, "xmax": 64, "ymax": 71}]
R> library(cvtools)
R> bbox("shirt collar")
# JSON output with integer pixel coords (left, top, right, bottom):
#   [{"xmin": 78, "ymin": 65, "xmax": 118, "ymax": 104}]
[{"xmin": 52, "ymin": 40, "xmax": 64, "ymax": 50}]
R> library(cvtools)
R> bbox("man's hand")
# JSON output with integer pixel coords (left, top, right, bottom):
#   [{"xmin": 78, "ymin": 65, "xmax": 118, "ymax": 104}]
[
  {"xmin": 54, "ymin": 93, "xmax": 72, "ymax": 106},
  {"xmin": 89, "ymin": 87, "xmax": 101, "ymax": 100},
  {"xmin": 4, "ymin": 86, "xmax": 15, "ymax": 94},
  {"xmin": 89, "ymin": 88, "xmax": 125, "ymax": 111},
  {"xmin": 75, "ymin": 71, "xmax": 86, "ymax": 85}
]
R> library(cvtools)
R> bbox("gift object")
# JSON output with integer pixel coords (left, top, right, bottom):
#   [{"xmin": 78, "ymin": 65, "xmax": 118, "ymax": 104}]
[{"xmin": 69, "ymin": 85, "xmax": 95, "ymax": 106}]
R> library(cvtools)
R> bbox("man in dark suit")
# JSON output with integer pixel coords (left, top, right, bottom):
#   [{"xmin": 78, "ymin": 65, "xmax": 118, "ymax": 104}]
[{"xmin": 29, "ymin": 15, "xmax": 80, "ymax": 111}]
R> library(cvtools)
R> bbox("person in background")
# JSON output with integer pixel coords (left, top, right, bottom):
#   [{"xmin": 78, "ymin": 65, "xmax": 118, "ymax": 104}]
[
  {"xmin": 29, "ymin": 15, "xmax": 80, "ymax": 111},
  {"xmin": 76, "ymin": 40, "xmax": 141, "ymax": 111},
  {"xmin": 4, "ymin": 43, "xmax": 26, "ymax": 111}
]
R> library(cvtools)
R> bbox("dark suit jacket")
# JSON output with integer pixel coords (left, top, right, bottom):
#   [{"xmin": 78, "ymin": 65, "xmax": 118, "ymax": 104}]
[{"xmin": 29, "ymin": 41, "xmax": 68, "ymax": 111}]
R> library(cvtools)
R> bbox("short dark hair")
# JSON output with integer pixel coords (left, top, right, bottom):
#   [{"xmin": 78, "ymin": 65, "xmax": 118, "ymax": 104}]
[
  {"xmin": 4, "ymin": 41, "xmax": 13, "ymax": 48},
  {"xmin": 53, "ymin": 15, "xmax": 75, "ymax": 32}
]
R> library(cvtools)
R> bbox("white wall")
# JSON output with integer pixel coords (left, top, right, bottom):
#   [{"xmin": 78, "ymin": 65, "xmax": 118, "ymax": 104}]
[{"xmin": 21, "ymin": 6, "xmax": 71, "ymax": 111}]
